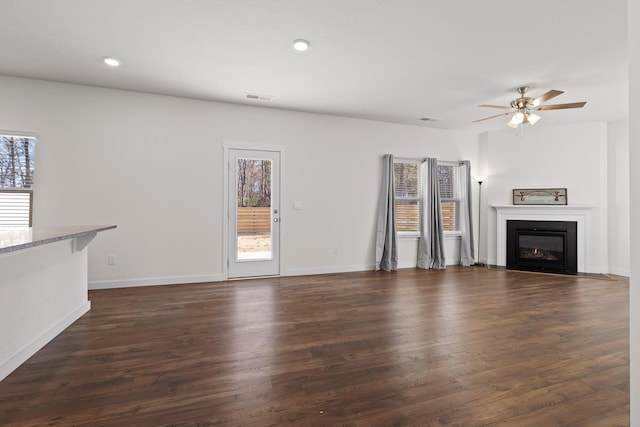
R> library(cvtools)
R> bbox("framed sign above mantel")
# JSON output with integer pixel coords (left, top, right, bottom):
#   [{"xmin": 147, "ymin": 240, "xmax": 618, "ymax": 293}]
[{"xmin": 513, "ymin": 188, "xmax": 567, "ymax": 205}]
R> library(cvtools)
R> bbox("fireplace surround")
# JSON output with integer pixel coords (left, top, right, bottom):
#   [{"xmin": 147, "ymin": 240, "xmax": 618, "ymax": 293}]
[
  {"xmin": 506, "ymin": 220, "xmax": 578, "ymax": 274},
  {"xmin": 493, "ymin": 205, "xmax": 595, "ymax": 273}
]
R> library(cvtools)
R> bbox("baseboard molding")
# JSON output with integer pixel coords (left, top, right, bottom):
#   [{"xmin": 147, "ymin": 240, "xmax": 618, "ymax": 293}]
[
  {"xmin": 0, "ymin": 301, "xmax": 91, "ymax": 383},
  {"xmin": 87, "ymin": 261, "xmax": 627, "ymax": 290},
  {"xmin": 398, "ymin": 261, "xmax": 417, "ymax": 269},
  {"xmin": 283, "ymin": 264, "xmax": 376, "ymax": 277},
  {"xmin": 92, "ymin": 260, "xmax": 482, "ymax": 287},
  {"xmin": 89, "ymin": 274, "xmax": 225, "ymax": 290},
  {"xmin": 607, "ymin": 267, "xmax": 630, "ymax": 277}
]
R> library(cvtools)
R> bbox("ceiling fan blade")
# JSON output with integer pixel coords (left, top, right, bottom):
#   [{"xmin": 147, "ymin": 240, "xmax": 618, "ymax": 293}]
[
  {"xmin": 472, "ymin": 112, "xmax": 511, "ymax": 123},
  {"xmin": 530, "ymin": 90, "xmax": 564, "ymax": 107},
  {"xmin": 536, "ymin": 101, "xmax": 587, "ymax": 111},
  {"xmin": 478, "ymin": 104, "xmax": 511, "ymax": 109}
]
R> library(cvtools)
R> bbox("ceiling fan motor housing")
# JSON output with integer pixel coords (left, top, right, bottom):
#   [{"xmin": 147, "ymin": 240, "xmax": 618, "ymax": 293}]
[{"xmin": 511, "ymin": 98, "xmax": 533, "ymax": 110}]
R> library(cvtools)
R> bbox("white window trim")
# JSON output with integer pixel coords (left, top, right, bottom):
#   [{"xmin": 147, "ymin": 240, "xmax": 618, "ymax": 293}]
[
  {"xmin": 398, "ymin": 231, "xmax": 420, "ymax": 239},
  {"xmin": 444, "ymin": 230, "xmax": 462, "ymax": 238}
]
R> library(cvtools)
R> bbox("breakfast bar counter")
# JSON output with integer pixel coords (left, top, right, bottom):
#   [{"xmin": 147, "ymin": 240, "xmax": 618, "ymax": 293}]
[{"xmin": 0, "ymin": 225, "xmax": 116, "ymax": 382}]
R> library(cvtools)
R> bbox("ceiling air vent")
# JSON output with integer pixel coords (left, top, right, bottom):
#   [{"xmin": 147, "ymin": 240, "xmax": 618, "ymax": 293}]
[
  {"xmin": 419, "ymin": 117, "xmax": 440, "ymax": 122},
  {"xmin": 246, "ymin": 93, "xmax": 273, "ymax": 101}
]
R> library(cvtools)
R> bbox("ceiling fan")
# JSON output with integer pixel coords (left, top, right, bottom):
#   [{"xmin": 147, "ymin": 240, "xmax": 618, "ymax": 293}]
[{"xmin": 473, "ymin": 86, "xmax": 587, "ymax": 128}]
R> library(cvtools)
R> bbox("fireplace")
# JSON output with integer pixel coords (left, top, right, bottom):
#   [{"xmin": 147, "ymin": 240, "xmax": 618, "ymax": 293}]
[{"xmin": 506, "ymin": 220, "xmax": 577, "ymax": 275}]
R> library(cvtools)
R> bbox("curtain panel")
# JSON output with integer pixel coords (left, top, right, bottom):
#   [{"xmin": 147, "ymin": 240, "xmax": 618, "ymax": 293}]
[
  {"xmin": 417, "ymin": 158, "xmax": 446, "ymax": 269},
  {"xmin": 458, "ymin": 160, "xmax": 475, "ymax": 266},
  {"xmin": 375, "ymin": 154, "xmax": 398, "ymax": 271}
]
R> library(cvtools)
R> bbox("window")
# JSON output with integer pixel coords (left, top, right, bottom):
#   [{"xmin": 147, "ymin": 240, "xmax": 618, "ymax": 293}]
[
  {"xmin": 393, "ymin": 160, "xmax": 421, "ymax": 234},
  {"xmin": 0, "ymin": 134, "xmax": 36, "ymax": 228},
  {"xmin": 393, "ymin": 159, "xmax": 463, "ymax": 236},
  {"xmin": 437, "ymin": 163, "xmax": 462, "ymax": 233}
]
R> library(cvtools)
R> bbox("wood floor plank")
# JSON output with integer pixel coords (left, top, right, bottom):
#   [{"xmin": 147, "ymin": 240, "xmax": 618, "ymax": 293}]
[{"xmin": 0, "ymin": 267, "xmax": 629, "ymax": 426}]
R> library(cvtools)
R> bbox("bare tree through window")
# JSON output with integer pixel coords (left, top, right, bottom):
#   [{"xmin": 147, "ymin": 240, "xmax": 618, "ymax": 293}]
[
  {"xmin": 0, "ymin": 135, "xmax": 36, "ymax": 228},
  {"xmin": 236, "ymin": 158, "xmax": 272, "ymax": 257}
]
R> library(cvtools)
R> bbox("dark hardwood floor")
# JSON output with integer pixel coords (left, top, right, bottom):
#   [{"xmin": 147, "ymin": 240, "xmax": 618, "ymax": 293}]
[{"xmin": 0, "ymin": 267, "xmax": 629, "ymax": 426}]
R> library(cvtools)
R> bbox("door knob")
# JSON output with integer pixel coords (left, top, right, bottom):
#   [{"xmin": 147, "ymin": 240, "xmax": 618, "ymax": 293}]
[{"xmin": 274, "ymin": 218, "xmax": 279, "ymax": 222}]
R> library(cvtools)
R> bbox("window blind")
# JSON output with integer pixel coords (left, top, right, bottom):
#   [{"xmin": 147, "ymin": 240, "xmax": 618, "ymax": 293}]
[
  {"xmin": 0, "ymin": 190, "xmax": 32, "ymax": 228},
  {"xmin": 393, "ymin": 161, "xmax": 422, "ymax": 233},
  {"xmin": 438, "ymin": 164, "xmax": 461, "ymax": 231}
]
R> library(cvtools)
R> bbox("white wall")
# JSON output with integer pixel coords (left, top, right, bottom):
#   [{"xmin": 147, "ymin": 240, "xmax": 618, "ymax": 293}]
[
  {"xmin": 607, "ymin": 119, "xmax": 630, "ymax": 276},
  {"xmin": 482, "ymin": 122, "xmax": 612, "ymax": 273},
  {"xmin": 0, "ymin": 76, "xmax": 480, "ymax": 286}
]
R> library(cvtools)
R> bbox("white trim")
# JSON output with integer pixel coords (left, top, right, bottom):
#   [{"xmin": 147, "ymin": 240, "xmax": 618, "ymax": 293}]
[
  {"xmin": 493, "ymin": 204, "xmax": 596, "ymax": 273},
  {"xmin": 89, "ymin": 274, "xmax": 224, "ymax": 290},
  {"xmin": 608, "ymin": 267, "xmax": 630, "ymax": 277},
  {"xmin": 398, "ymin": 232, "xmax": 420, "ymax": 240},
  {"xmin": 0, "ymin": 301, "xmax": 90, "ymax": 382},
  {"xmin": 393, "ymin": 157, "xmax": 422, "ymax": 164},
  {"xmin": 223, "ymin": 141, "xmax": 287, "ymax": 153},
  {"xmin": 444, "ymin": 231, "xmax": 462, "ymax": 238},
  {"xmin": 438, "ymin": 160, "xmax": 460, "ymax": 167},
  {"xmin": 222, "ymin": 143, "xmax": 286, "ymax": 280},
  {"xmin": 222, "ymin": 147, "xmax": 230, "ymax": 279},
  {"xmin": 397, "ymin": 260, "xmax": 418, "ymax": 269},
  {"xmin": 0, "ymin": 129, "xmax": 40, "ymax": 138},
  {"xmin": 283, "ymin": 264, "xmax": 376, "ymax": 276}
]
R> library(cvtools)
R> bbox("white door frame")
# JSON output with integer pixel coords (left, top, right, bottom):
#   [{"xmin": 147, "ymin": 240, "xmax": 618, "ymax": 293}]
[{"xmin": 222, "ymin": 143, "xmax": 285, "ymax": 280}]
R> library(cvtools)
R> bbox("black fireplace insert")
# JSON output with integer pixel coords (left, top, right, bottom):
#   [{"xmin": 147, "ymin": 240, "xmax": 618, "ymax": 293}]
[{"xmin": 506, "ymin": 220, "xmax": 577, "ymax": 275}]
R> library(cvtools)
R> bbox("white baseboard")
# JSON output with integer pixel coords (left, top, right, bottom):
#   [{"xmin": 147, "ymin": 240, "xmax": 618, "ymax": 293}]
[
  {"xmin": 607, "ymin": 267, "xmax": 630, "ymax": 277},
  {"xmin": 398, "ymin": 261, "xmax": 417, "ymax": 269},
  {"xmin": 88, "ymin": 260, "xmax": 627, "ymax": 291},
  {"xmin": 283, "ymin": 264, "xmax": 375, "ymax": 277},
  {"xmin": 0, "ymin": 301, "xmax": 91, "ymax": 383},
  {"xmin": 89, "ymin": 274, "xmax": 225, "ymax": 290}
]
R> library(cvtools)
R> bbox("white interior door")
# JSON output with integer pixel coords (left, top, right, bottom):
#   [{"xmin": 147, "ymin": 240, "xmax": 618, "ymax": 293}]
[{"xmin": 228, "ymin": 149, "xmax": 280, "ymax": 278}]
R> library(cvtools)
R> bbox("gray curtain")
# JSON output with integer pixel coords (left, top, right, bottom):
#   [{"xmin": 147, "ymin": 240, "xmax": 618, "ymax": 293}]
[
  {"xmin": 375, "ymin": 154, "xmax": 398, "ymax": 271},
  {"xmin": 417, "ymin": 158, "xmax": 446, "ymax": 269},
  {"xmin": 458, "ymin": 160, "xmax": 475, "ymax": 266}
]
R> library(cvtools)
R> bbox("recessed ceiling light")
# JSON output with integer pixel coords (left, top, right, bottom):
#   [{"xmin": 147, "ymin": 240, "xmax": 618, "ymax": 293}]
[
  {"xmin": 292, "ymin": 39, "xmax": 310, "ymax": 51},
  {"xmin": 102, "ymin": 57, "xmax": 121, "ymax": 67}
]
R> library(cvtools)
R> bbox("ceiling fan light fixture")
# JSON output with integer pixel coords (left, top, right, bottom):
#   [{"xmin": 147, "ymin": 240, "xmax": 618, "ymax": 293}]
[
  {"xmin": 527, "ymin": 112, "xmax": 541, "ymax": 125},
  {"xmin": 508, "ymin": 112, "xmax": 524, "ymax": 128},
  {"xmin": 512, "ymin": 112, "xmax": 524, "ymax": 124}
]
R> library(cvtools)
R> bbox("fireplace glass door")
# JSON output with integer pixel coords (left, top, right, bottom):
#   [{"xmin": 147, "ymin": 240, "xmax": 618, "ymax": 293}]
[
  {"xmin": 506, "ymin": 220, "xmax": 577, "ymax": 275},
  {"xmin": 517, "ymin": 231, "xmax": 566, "ymax": 271}
]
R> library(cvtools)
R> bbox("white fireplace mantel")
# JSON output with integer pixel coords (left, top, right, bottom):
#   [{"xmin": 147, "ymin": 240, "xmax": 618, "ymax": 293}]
[{"xmin": 493, "ymin": 205, "xmax": 596, "ymax": 273}]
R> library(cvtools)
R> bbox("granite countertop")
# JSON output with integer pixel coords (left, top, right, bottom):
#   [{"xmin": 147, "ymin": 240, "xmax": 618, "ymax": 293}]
[{"xmin": 0, "ymin": 225, "xmax": 116, "ymax": 255}]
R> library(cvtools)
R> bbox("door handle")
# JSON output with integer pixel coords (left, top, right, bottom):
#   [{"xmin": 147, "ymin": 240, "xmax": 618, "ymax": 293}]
[{"xmin": 274, "ymin": 218, "xmax": 279, "ymax": 223}]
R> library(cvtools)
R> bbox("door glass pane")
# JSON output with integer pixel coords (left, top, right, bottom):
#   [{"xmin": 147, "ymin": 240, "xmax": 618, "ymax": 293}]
[{"xmin": 236, "ymin": 158, "xmax": 272, "ymax": 260}]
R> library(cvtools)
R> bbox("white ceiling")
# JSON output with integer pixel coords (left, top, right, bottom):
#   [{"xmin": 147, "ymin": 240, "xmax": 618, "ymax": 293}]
[{"xmin": 0, "ymin": 0, "xmax": 628, "ymax": 132}]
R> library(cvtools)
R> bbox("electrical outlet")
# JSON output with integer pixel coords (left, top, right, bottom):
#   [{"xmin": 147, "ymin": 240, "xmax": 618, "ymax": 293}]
[
  {"xmin": 107, "ymin": 254, "xmax": 117, "ymax": 265},
  {"xmin": 333, "ymin": 247, "xmax": 339, "ymax": 255}
]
